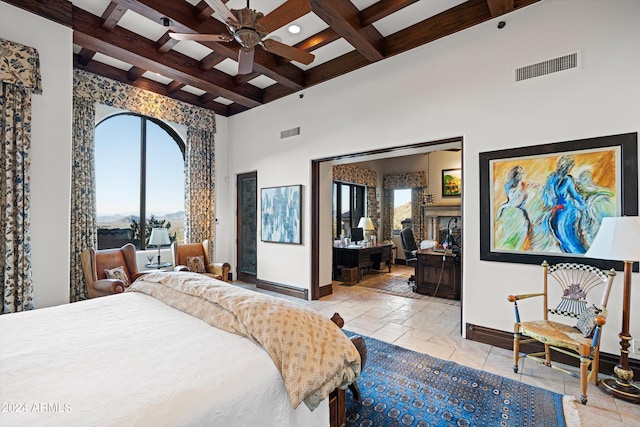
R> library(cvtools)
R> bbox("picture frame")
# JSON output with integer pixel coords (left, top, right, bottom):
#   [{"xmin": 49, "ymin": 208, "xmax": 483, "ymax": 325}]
[
  {"xmin": 479, "ymin": 132, "xmax": 638, "ymax": 271},
  {"xmin": 442, "ymin": 168, "xmax": 462, "ymax": 197},
  {"xmin": 261, "ymin": 185, "xmax": 302, "ymax": 244}
]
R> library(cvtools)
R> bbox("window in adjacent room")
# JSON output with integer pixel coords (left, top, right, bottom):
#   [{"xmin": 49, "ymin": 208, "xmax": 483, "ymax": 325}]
[
  {"xmin": 393, "ymin": 188, "xmax": 412, "ymax": 231},
  {"xmin": 332, "ymin": 182, "xmax": 365, "ymax": 239},
  {"xmin": 95, "ymin": 113, "xmax": 185, "ymax": 249}
]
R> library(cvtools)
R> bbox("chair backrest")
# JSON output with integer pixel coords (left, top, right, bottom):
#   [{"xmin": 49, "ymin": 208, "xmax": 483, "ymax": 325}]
[
  {"xmin": 92, "ymin": 243, "xmax": 139, "ymax": 282},
  {"xmin": 400, "ymin": 227, "xmax": 417, "ymax": 258},
  {"xmin": 542, "ymin": 261, "xmax": 615, "ymax": 321},
  {"xmin": 171, "ymin": 240, "xmax": 211, "ymax": 267}
]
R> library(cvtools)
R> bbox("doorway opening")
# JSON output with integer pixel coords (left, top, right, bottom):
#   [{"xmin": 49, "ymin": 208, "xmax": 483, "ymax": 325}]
[{"xmin": 311, "ymin": 137, "xmax": 463, "ymax": 301}]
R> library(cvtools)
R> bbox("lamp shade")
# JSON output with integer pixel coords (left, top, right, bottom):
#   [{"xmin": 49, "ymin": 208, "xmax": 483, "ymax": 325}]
[
  {"xmin": 357, "ymin": 217, "xmax": 375, "ymax": 231},
  {"xmin": 148, "ymin": 228, "xmax": 171, "ymax": 246},
  {"xmin": 585, "ymin": 216, "xmax": 640, "ymax": 262}
]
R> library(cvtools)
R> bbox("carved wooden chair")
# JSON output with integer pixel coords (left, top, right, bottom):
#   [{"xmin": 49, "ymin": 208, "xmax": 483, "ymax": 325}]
[{"xmin": 508, "ymin": 261, "xmax": 615, "ymax": 404}]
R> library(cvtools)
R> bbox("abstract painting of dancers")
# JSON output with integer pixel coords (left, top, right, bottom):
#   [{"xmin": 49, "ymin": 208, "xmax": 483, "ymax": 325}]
[{"xmin": 489, "ymin": 147, "xmax": 620, "ymax": 255}]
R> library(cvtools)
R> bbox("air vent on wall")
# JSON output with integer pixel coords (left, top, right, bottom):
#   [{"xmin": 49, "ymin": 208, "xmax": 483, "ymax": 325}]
[
  {"xmin": 515, "ymin": 52, "xmax": 579, "ymax": 82},
  {"xmin": 280, "ymin": 127, "xmax": 300, "ymax": 139}
]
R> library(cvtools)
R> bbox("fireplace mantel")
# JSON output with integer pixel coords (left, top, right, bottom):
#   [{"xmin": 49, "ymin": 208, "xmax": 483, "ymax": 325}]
[{"xmin": 423, "ymin": 202, "xmax": 461, "ymax": 217}]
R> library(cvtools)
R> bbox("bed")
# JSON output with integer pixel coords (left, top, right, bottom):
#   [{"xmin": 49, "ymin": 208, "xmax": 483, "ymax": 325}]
[{"xmin": 0, "ymin": 272, "xmax": 361, "ymax": 427}]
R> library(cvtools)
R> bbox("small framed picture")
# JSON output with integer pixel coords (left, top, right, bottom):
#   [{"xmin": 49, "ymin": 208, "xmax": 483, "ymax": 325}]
[{"xmin": 442, "ymin": 168, "xmax": 462, "ymax": 197}]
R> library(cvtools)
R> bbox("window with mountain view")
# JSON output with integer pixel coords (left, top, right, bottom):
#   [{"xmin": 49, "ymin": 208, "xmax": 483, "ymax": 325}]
[
  {"xmin": 393, "ymin": 188, "xmax": 412, "ymax": 231},
  {"xmin": 332, "ymin": 182, "xmax": 365, "ymax": 239},
  {"xmin": 95, "ymin": 114, "xmax": 185, "ymax": 249}
]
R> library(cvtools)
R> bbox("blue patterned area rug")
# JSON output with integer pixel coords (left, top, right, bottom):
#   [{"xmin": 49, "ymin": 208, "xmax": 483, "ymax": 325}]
[{"xmin": 345, "ymin": 333, "xmax": 577, "ymax": 427}]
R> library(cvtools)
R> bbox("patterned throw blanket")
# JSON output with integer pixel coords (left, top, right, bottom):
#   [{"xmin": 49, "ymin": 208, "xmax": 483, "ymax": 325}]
[{"xmin": 128, "ymin": 272, "xmax": 361, "ymax": 410}]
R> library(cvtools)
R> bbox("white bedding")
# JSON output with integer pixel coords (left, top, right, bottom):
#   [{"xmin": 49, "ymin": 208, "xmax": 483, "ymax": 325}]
[{"xmin": 0, "ymin": 292, "xmax": 329, "ymax": 427}]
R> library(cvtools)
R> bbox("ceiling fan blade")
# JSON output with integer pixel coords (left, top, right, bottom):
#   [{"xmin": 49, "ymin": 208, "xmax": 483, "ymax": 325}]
[
  {"xmin": 204, "ymin": 0, "xmax": 240, "ymax": 26},
  {"xmin": 260, "ymin": 0, "xmax": 312, "ymax": 33},
  {"xmin": 262, "ymin": 39, "xmax": 315, "ymax": 65},
  {"xmin": 169, "ymin": 33, "xmax": 233, "ymax": 42},
  {"xmin": 238, "ymin": 48, "xmax": 255, "ymax": 75}
]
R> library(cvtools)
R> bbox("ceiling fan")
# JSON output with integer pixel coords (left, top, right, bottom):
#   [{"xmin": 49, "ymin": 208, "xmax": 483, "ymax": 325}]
[{"xmin": 169, "ymin": 0, "xmax": 315, "ymax": 75}]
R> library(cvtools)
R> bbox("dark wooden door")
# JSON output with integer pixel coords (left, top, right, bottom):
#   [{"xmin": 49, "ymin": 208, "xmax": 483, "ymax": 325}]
[{"xmin": 237, "ymin": 172, "xmax": 257, "ymax": 283}]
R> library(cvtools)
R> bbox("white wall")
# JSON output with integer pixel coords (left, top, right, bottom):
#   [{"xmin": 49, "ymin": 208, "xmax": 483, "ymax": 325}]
[
  {"xmin": 223, "ymin": 0, "xmax": 640, "ymax": 358},
  {"xmin": 1, "ymin": 3, "xmax": 73, "ymax": 309}
]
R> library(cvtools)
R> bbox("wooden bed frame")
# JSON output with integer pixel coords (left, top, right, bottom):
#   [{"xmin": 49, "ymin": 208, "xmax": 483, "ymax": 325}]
[{"xmin": 329, "ymin": 313, "xmax": 367, "ymax": 427}]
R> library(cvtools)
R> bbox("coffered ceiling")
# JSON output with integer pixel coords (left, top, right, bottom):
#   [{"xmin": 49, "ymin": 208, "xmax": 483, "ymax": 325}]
[{"xmin": 8, "ymin": 0, "xmax": 541, "ymax": 116}]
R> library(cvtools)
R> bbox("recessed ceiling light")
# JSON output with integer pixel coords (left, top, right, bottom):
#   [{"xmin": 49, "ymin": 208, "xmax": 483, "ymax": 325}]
[{"xmin": 288, "ymin": 24, "xmax": 301, "ymax": 34}]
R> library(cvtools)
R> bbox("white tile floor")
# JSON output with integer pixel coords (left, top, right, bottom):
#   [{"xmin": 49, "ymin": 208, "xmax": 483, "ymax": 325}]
[{"xmin": 235, "ymin": 265, "xmax": 640, "ymax": 426}]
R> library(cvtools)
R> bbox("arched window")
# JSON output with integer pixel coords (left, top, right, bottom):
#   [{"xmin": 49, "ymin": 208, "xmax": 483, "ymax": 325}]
[{"xmin": 95, "ymin": 113, "xmax": 185, "ymax": 249}]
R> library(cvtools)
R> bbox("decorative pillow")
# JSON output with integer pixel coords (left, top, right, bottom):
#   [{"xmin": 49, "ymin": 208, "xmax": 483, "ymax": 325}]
[
  {"xmin": 186, "ymin": 255, "xmax": 206, "ymax": 273},
  {"xmin": 104, "ymin": 266, "xmax": 130, "ymax": 286},
  {"xmin": 575, "ymin": 305, "xmax": 601, "ymax": 338}
]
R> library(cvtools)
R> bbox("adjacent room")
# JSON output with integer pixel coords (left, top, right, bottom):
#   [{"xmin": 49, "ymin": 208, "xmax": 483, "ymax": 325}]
[{"xmin": 1, "ymin": 0, "xmax": 639, "ymax": 426}]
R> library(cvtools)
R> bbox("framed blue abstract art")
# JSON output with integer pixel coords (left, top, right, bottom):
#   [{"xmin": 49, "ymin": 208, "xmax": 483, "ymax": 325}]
[
  {"xmin": 479, "ymin": 132, "xmax": 638, "ymax": 271},
  {"xmin": 261, "ymin": 185, "xmax": 302, "ymax": 244}
]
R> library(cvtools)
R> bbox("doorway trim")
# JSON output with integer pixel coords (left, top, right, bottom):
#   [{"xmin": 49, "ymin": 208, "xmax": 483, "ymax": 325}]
[{"xmin": 310, "ymin": 136, "xmax": 463, "ymax": 300}]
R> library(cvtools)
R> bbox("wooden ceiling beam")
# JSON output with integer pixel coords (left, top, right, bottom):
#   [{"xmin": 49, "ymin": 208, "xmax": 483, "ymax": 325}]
[
  {"xmin": 127, "ymin": 66, "xmax": 146, "ymax": 81},
  {"xmin": 194, "ymin": 1, "xmax": 214, "ymax": 21},
  {"xmin": 101, "ymin": 2, "xmax": 127, "ymax": 30},
  {"xmin": 383, "ymin": 0, "xmax": 540, "ymax": 56},
  {"xmin": 73, "ymin": 6, "xmax": 263, "ymax": 108},
  {"xmin": 486, "ymin": 0, "xmax": 515, "ymax": 17},
  {"xmin": 310, "ymin": 0, "xmax": 384, "ymax": 62},
  {"xmin": 73, "ymin": 54, "xmax": 229, "ymax": 115},
  {"xmin": 360, "ymin": 0, "xmax": 419, "ymax": 26},
  {"xmin": 2, "ymin": 0, "xmax": 72, "ymax": 28},
  {"xmin": 234, "ymin": 72, "xmax": 261, "ymax": 86},
  {"xmin": 295, "ymin": 28, "xmax": 340, "ymax": 52},
  {"xmin": 77, "ymin": 47, "xmax": 96, "ymax": 66},
  {"xmin": 156, "ymin": 32, "xmax": 179, "ymax": 54},
  {"xmin": 109, "ymin": 0, "xmax": 306, "ymax": 91},
  {"xmin": 199, "ymin": 52, "xmax": 226, "ymax": 71},
  {"xmin": 260, "ymin": 0, "xmax": 312, "ymax": 33},
  {"xmin": 166, "ymin": 81, "xmax": 185, "ymax": 93}
]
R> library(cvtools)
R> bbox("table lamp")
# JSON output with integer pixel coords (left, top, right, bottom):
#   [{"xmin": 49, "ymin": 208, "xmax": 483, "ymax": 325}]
[
  {"xmin": 358, "ymin": 217, "xmax": 375, "ymax": 244},
  {"xmin": 148, "ymin": 228, "xmax": 171, "ymax": 265},
  {"xmin": 584, "ymin": 216, "xmax": 640, "ymax": 404}
]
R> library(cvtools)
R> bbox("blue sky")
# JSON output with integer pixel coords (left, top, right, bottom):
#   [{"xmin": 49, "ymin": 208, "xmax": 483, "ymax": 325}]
[
  {"xmin": 394, "ymin": 188, "xmax": 411, "ymax": 207},
  {"xmin": 95, "ymin": 115, "xmax": 185, "ymax": 216}
]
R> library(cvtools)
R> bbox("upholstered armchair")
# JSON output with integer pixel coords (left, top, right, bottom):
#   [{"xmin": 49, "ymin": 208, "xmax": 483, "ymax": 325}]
[
  {"xmin": 171, "ymin": 239, "xmax": 231, "ymax": 282},
  {"xmin": 81, "ymin": 243, "xmax": 147, "ymax": 298}
]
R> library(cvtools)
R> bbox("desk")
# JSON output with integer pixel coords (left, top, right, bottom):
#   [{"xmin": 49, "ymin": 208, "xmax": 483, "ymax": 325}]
[
  {"xmin": 333, "ymin": 243, "xmax": 393, "ymax": 279},
  {"xmin": 415, "ymin": 250, "xmax": 461, "ymax": 300}
]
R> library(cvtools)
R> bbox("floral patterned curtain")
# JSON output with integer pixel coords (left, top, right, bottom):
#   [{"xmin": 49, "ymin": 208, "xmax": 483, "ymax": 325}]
[
  {"xmin": 382, "ymin": 189, "xmax": 394, "ymax": 241},
  {"xmin": 71, "ymin": 69, "xmax": 217, "ymax": 301},
  {"xmin": 332, "ymin": 164, "xmax": 379, "ymax": 232},
  {"xmin": 0, "ymin": 38, "xmax": 42, "ymax": 313},
  {"xmin": 185, "ymin": 127, "xmax": 215, "ymax": 250},
  {"xmin": 383, "ymin": 172, "xmax": 427, "ymax": 242},
  {"xmin": 69, "ymin": 97, "xmax": 96, "ymax": 302}
]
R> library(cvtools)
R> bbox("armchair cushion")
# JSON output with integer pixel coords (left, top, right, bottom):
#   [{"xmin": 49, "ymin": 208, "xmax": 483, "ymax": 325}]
[
  {"xmin": 186, "ymin": 256, "xmax": 206, "ymax": 273},
  {"xmin": 104, "ymin": 266, "xmax": 130, "ymax": 286},
  {"xmin": 575, "ymin": 305, "xmax": 602, "ymax": 338}
]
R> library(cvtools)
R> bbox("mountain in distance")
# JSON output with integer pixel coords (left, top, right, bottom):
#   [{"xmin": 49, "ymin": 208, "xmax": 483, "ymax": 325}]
[{"xmin": 97, "ymin": 211, "xmax": 184, "ymax": 223}]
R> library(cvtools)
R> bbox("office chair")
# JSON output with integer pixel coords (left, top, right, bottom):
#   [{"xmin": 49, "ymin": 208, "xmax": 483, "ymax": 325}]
[{"xmin": 400, "ymin": 226, "xmax": 418, "ymax": 288}]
